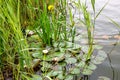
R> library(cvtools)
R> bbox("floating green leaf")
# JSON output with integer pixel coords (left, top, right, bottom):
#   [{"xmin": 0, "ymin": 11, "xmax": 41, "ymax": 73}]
[
  {"xmin": 51, "ymin": 71, "xmax": 62, "ymax": 76},
  {"xmin": 59, "ymin": 62, "xmax": 66, "ymax": 67},
  {"xmin": 65, "ymin": 53, "xmax": 71, "ymax": 58},
  {"xmin": 32, "ymin": 52, "xmax": 43, "ymax": 58},
  {"xmin": 92, "ymin": 50, "xmax": 107, "ymax": 64},
  {"xmin": 98, "ymin": 50, "xmax": 107, "ymax": 58},
  {"xmin": 65, "ymin": 57, "xmax": 77, "ymax": 64},
  {"xmin": 31, "ymin": 75, "xmax": 42, "ymax": 80},
  {"xmin": 71, "ymin": 68, "xmax": 80, "ymax": 74},
  {"xmin": 81, "ymin": 46, "xmax": 89, "ymax": 53},
  {"xmin": 82, "ymin": 69, "xmax": 93, "ymax": 75},
  {"xmin": 87, "ymin": 63, "xmax": 97, "ymax": 70},
  {"xmin": 65, "ymin": 75, "xmax": 73, "ymax": 80},
  {"xmin": 41, "ymin": 62, "xmax": 51, "ymax": 69},
  {"xmin": 53, "ymin": 52, "xmax": 64, "ymax": 58},
  {"xmin": 57, "ymin": 74, "xmax": 64, "ymax": 80},
  {"xmin": 77, "ymin": 61, "xmax": 85, "ymax": 68}
]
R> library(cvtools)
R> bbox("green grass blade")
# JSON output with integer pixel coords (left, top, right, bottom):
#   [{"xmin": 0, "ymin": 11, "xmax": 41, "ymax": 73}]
[
  {"xmin": 95, "ymin": 0, "xmax": 109, "ymax": 20},
  {"xmin": 91, "ymin": 0, "xmax": 95, "ymax": 12}
]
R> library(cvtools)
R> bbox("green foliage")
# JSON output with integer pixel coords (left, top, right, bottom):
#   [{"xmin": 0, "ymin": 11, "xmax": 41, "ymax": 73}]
[
  {"xmin": 0, "ymin": 0, "xmax": 109, "ymax": 80},
  {"xmin": 91, "ymin": 0, "xmax": 95, "ymax": 12}
]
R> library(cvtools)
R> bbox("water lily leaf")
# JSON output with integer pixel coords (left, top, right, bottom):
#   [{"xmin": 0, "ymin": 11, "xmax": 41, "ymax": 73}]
[
  {"xmin": 53, "ymin": 52, "xmax": 64, "ymax": 58},
  {"xmin": 65, "ymin": 75, "xmax": 73, "ymax": 80},
  {"xmin": 53, "ymin": 42, "xmax": 59, "ymax": 47},
  {"xmin": 29, "ymin": 42, "xmax": 40, "ymax": 48},
  {"xmin": 68, "ymin": 49, "xmax": 80, "ymax": 54},
  {"xmin": 92, "ymin": 50, "xmax": 107, "ymax": 64},
  {"xmin": 66, "ymin": 42, "xmax": 73, "ymax": 48},
  {"xmin": 59, "ymin": 48, "xmax": 66, "ymax": 53},
  {"xmin": 77, "ymin": 61, "xmax": 85, "ymax": 68},
  {"xmin": 57, "ymin": 74, "xmax": 64, "ymax": 79},
  {"xmin": 87, "ymin": 63, "xmax": 97, "ymax": 70},
  {"xmin": 91, "ymin": 58, "xmax": 103, "ymax": 64},
  {"xmin": 71, "ymin": 68, "xmax": 80, "ymax": 74},
  {"xmin": 41, "ymin": 62, "xmax": 51, "ymax": 68},
  {"xmin": 32, "ymin": 52, "xmax": 43, "ymax": 58},
  {"xmin": 65, "ymin": 57, "xmax": 77, "ymax": 64},
  {"xmin": 44, "ymin": 76, "xmax": 52, "ymax": 80},
  {"xmin": 47, "ymin": 71, "xmax": 53, "ymax": 77},
  {"xmin": 81, "ymin": 46, "xmax": 89, "ymax": 53},
  {"xmin": 51, "ymin": 71, "xmax": 62, "ymax": 76},
  {"xmin": 59, "ymin": 62, "xmax": 66, "ymax": 67},
  {"xmin": 72, "ymin": 44, "xmax": 81, "ymax": 50},
  {"xmin": 66, "ymin": 42, "xmax": 81, "ymax": 49},
  {"xmin": 59, "ymin": 42, "xmax": 66, "ymax": 47},
  {"xmin": 51, "ymin": 65, "xmax": 62, "ymax": 71},
  {"xmin": 45, "ymin": 55, "xmax": 53, "ymax": 61},
  {"xmin": 65, "ymin": 53, "xmax": 71, "ymax": 58},
  {"xmin": 75, "ymin": 35, "xmax": 83, "ymax": 42},
  {"xmin": 31, "ymin": 75, "xmax": 42, "ymax": 80},
  {"xmin": 82, "ymin": 69, "xmax": 93, "ymax": 75},
  {"xmin": 97, "ymin": 50, "xmax": 107, "ymax": 58}
]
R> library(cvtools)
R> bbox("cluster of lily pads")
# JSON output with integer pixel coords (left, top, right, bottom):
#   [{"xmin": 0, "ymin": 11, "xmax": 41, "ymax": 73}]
[
  {"xmin": 22, "ymin": 0, "xmax": 108, "ymax": 79},
  {"xmin": 27, "ymin": 34, "xmax": 107, "ymax": 80},
  {"xmin": 0, "ymin": 0, "xmax": 108, "ymax": 79}
]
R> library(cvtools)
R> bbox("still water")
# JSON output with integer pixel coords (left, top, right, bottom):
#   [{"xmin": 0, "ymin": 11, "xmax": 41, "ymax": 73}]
[
  {"xmin": 69, "ymin": 0, "xmax": 120, "ymax": 80},
  {"xmin": 88, "ymin": 0, "xmax": 120, "ymax": 80}
]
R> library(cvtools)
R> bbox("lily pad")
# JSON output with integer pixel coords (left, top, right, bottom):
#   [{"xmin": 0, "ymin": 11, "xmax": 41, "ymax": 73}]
[
  {"xmin": 65, "ymin": 53, "xmax": 71, "ymax": 58},
  {"xmin": 97, "ymin": 50, "xmax": 107, "ymax": 58},
  {"xmin": 57, "ymin": 74, "xmax": 65, "ymax": 79},
  {"xmin": 53, "ymin": 52, "xmax": 64, "ymax": 58},
  {"xmin": 51, "ymin": 71, "xmax": 62, "ymax": 76},
  {"xmin": 65, "ymin": 57, "xmax": 77, "ymax": 64},
  {"xmin": 32, "ymin": 52, "xmax": 43, "ymax": 58},
  {"xmin": 65, "ymin": 75, "xmax": 73, "ymax": 80},
  {"xmin": 77, "ymin": 61, "xmax": 85, "ymax": 68},
  {"xmin": 41, "ymin": 62, "xmax": 52, "ymax": 69},
  {"xmin": 59, "ymin": 62, "xmax": 67, "ymax": 67},
  {"xmin": 91, "ymin": 50, "xmax": 107, "ymax": 64},
  {"xmin": 70, "ymin": 68, "xmax": 80, "ymax": 74},
  {"xmin": 31, "ymin": 75, "xmax": 42, "ymax": 80},
  {"xmin": 81, "ymin": 46, "xmax": 89, "ymax": 53},
  {"xmin": 82, "ymin": 69, "xmax": 93, "ymax": 75},
  {"xmin": 91, "ymin": 58, "xmax": 103, "ymax": 64},
  {"xmin": 87, "ymin": 63, "xmax": 97, "ymax": 70}
]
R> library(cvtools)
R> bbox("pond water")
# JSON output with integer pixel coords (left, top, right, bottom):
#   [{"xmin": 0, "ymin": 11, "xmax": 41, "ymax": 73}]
[
  {"xmin": 88, "ymin": 0, "xmax": 120, "ymax": 80},
  {"xmin": 68, "ymin": 0, "xmax": 120, "ymax": 80}
]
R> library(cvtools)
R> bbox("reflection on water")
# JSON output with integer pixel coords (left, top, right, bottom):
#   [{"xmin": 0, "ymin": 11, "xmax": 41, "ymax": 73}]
[
  {"xmin": 68, "ymin": 0, "xmax": 120, "ymax": 80},
  {"xmin": 88, "ymin": 0, "xmax": 120, "ymax": 80},
  {"xmin": 94, "ymin": 0, "xmax": 120, "ymax": 36}
]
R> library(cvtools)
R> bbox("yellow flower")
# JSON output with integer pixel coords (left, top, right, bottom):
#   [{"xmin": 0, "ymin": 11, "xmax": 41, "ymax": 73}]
[{"xmin": 48, "ymin": 5, "xmax": 54, "ymax": 11}]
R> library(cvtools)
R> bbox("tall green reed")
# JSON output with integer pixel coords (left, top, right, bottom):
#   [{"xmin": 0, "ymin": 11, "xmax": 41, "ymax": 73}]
[
  {"xmin": 33, "ymin": 0, "xmax": 67, "ymax": 46},
  {"xmin": 76, "ymin": 0, "xmax": 109, "ymax": 60},
  {"xmin": 0, "ymin": 0, "xmax": 32, "ymax": 75}
]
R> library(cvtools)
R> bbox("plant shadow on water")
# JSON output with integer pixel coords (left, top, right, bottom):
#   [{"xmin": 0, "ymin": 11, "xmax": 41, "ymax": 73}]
[{"xmin": 0, "ymin": 0, "xmax": 116, "ymax": 80}]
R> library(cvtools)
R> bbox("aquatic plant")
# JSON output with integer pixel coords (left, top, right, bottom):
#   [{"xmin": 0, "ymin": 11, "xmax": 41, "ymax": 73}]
[{"xmin": 0, "ymin": 0, "xmax": 108, "ymax": 80}]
